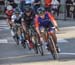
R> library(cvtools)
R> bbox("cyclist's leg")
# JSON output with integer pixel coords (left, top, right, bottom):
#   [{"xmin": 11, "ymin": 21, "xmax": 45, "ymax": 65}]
[
  {"xmin": 48, "ymin": 28, "xmax": 60, "ymax": 52},
  {"xmin": 39, "ymin": 26, "xmax": 45, "ymax": 43},
  {"xmin": 14, "ymin": 24, "xmax": 21, "ymax": 42},
  {"xmin": 7, "ymin": 16, "xmax": 12, "ymax": 28},
  {"xmin": 27, "ymin": 24, "xmax": 34, "ymax": 49},
  {"xmin": 21, "ymin": 21, "xmax": 26, "ymax": 32},
  {"xmin": 22, "ymin": 21, "xmax": 33, "ymax": 48},
  {"xmin": 17, "ymin": 26, "xmax": 21, "ymax": 36},
  {"xmin": 48, "ymin": 28, "xmax": 57, "ymax": 45}
]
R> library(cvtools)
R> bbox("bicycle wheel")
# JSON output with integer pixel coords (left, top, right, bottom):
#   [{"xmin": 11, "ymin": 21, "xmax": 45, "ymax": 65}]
[
  {"xmin": 37, "ymin": 43, "xmax": 44, "ymax": 56},
  {"xmin": 13, "ymin": 34, "xmax": 19, "ymax": 45},
  {"xmin": 21, "ymin": 40, "xmax": 26, "ymax": 48},
  {"xmin": 31, "ymin": 36, "xmax": 38, "ymax": 54},
  {"xmin": 36, "ymin": 36, "xmax": 44, "ymax": 56},
  {"xmin": 47, "ymin": 35, "xmax": 58, "ymax": 60},
  {"xmin": 31, "ymin": 33, "xmax": 44, "ymax": 55},
  {"xmin": 11, "ymin": 27, "xmax": 19, "ymax": 45},
  {"xmin": 20, "ymin": 32, "xmax": 26, "ymax": 48}
]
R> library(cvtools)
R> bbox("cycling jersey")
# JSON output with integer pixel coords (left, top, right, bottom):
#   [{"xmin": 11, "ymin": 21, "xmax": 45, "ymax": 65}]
[
  {"xmin": 5, "ymin": 10, "xmax": 13, "ymax": 16},
  {"xmin": 34, "ymin": 12, "xmax": 57, "ymax": 28},
  {"xmin": 5, "ymin": 10, "xmax": 13, "ymax": 20},
  {"xmin": 21, "ymin": 11, "xmax": 35, "ymax": 25},
  {"xmin": 38, "ymin": 13, "xmax": 54, "ymax": 27},
  {"xmin": 11, "ymin": 14, "xmax": 22, "ymax": 24}
]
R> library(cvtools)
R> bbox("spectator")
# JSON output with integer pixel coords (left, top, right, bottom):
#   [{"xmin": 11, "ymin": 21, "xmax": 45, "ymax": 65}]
[
  {"xmin": 70, "ymin": 0, "xmax": 75, "ymax": 18},
  {"xmin": 20, "ymin": 0, "xmax": 25, "ymax": 12},
  {"xmin": 0, "ymin": 0, "xmax": 4, "ymax": 5},
  {"xmin": 57, "ymin": 0, "xmax": 61, "ymax": 16},
  {"xmin": 66, "ymin": 0, "xmax": 72, "ymax": 17},
  {"xmin": 7, "ymin": 0, "xmax": 17, "ymax": 9},
  {"xmin": 51, "ymin": 0, "xmax": 59, "ymax": 15},
  {"xmin": 33, "ymin": 0, "xmax": 41, "ymax": 13},
  {"xmin": 44, "ymin": 0, "xmax": 52, "ymax": 12}
]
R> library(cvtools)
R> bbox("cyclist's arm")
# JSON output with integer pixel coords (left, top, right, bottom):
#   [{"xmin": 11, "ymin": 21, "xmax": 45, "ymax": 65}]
[
  {"xmin": 21, "ymin": 18, "xmax": 25, "ymax": 26},
  {"xmin": 11, "ymin": 15, "xmax": 16, "ymax": 26},
  {"xmin": 34, "ymin": 15, "xmax": 41, "ymax": 37},
  {"xmin": 47, "ymin": 12, "xmax": 58, "ymax": 27}
]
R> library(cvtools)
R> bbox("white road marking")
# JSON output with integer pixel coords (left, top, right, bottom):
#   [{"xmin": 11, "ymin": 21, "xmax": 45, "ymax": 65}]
[
  {"xmin": 57, "ymin": 39, "xmax": 68, "ymax": 43},
  {"xmin": 60, "ymin": 53, "xmax": 75, "ymax": 55},
  {"xmin": 0, "ymin": 27, "xmax": 9, "ymax": 29},
  {"xmin": 46, "ymin": 52, "xmax": 75, "ymax": 55},
  {"xmin": 0, "ymin": 39, "xmax": 8, "ymax": 43},
  {"xmin": 0, "ymin": 38, "xmax": 68, "ymax": 44},
  {"xmin": 4, "ymin": 27, "xmax": 9, "ymax": 29},
  {"xmin": 0, "ymin": 23, "xmax": 9, "ymax": 30}
]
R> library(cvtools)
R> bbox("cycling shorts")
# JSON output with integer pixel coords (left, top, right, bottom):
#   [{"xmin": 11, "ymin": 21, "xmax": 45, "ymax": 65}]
[{"xmin": 39, "ymin": 26, "xmax": 55, "ymax": 33}]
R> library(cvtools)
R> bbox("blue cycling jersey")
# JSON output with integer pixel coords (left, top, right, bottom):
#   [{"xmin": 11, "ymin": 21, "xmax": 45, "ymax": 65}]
[{"xmin": 38, "ymin": 13, "xmax": 54, "ymax": 27}]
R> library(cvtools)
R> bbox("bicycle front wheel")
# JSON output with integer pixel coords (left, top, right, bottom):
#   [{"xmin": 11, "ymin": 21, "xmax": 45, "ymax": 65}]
[{"xmin": 47, "ymin": 35, "xmax": 59, "ymax": 60}]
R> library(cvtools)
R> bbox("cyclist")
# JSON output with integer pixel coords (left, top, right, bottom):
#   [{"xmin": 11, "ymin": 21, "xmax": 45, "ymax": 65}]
[
  {"xmin": 34, "ymin": 7, "xmax": 60, "ymax": 52},
  {"xmin": 11, "ymin": 8, "xmax": 23, "ymax": 43},
  {"xmin": 21, "ymin": 6, "xmax": 35, "ymax": 49},
  {"xmin": 5, "ymin": 2, "xmax": 13, "ymax": 29}
]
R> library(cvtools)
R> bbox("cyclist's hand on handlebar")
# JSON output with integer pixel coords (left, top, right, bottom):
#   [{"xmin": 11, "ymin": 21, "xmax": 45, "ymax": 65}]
[
  {"xmin": 55, "ymin": 26, "xmax": 60, "ymax": 31},
  {"xmin": 40, "ymin": 36, "xmax": 44, "ymax": 43},
  {"xmin": 38, "ymin": 34, "xmax": 43, "ymax": 42}
]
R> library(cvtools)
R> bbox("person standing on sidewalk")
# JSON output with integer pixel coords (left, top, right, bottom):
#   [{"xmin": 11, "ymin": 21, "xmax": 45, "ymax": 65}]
[
  {"xmin": 7, "ymin": 0, "xmax": 17, "ymax": 9},
  {"xmin": 70, "ymin": 0, "xmax": 75, "ymax": 19},
  {"xmin": 66, "ymin": 0, "xmax": 72, "ymax": 17},
  {"xmin": 51, "ymin": 0, "xmax": 59, "ymax": 15},
  {"xmin": 44, "ymin": 0, "xmax": 52, "ymax": 12},
  {"xmin": 33, "ymin": 0, "xmax": 41, "ymax": 14},
  {"xmin": 57, "ymin": 0, "xmax": 61, "ymax": 16}
]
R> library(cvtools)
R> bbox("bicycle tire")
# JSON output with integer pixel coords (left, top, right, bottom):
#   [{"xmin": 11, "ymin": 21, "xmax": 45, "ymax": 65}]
[
  {"xmin": 13, "ymin": 34, "xmax": 19, "ymax": 45},
  {"xmin": 36, "ymin": 36, "xmax": 44, "ymax": 56},
  {"xmin": 38, "ymin": 43, "xmax": 44, "ymax": 56},
  {"xmin": 48, "ymin": 35, "xmax": 58, "ymax": 60},
  {"xmin": 21, "ymin": 40, "xmax": 26, "ymax": 48}
]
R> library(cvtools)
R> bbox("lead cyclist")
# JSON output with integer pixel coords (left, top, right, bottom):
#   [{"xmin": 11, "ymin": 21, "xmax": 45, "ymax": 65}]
[{"xmin": 34, "ymin": 6, "xmax": 60, "ymax": 53}]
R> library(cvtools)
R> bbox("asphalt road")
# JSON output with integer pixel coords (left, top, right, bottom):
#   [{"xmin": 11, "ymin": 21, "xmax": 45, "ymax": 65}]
[{"xmin": 0, "ymin": 20, "xmax": 75, "ymax": 65}]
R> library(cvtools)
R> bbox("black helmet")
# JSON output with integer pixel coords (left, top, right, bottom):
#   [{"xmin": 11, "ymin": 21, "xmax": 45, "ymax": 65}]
[
  {"xmin": 14, "ymin": 10, "xmax": 20, "ymax": 14},
  {"xmin": 24, "ymin": 5, "xmax": 32, "ymax": 13},
  {"xmin": 37, "ymin": 7, "xmax": 45, "ymax": 15},
  {"xmin": 14, "ymin": 8, "xmax": 21, "ymax": 14}
]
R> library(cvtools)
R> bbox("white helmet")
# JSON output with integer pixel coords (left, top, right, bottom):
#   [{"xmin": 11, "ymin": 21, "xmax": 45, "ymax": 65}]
[{"xmin": 7, "ymin": 5, "xmax": 13, "ymax": 10}]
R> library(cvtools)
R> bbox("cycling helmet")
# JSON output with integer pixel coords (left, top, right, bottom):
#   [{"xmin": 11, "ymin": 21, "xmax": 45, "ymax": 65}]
[
  {"xmin": 24, "ymin": 5, "xmax": 32, "ymax": 13},
  {"xmin": 14, "ymin": 8, "xmax": 20, "ymax": 14},
  {"xmin": 14, "ymin": 10, "xmax": 20, "ymax": 14},
  {"xmin": 7, "ymin": 5, "xmax": 13, "ymax": 10},
  {"xmin": 37, "ymin": 7, "xmax": 45, "ymax": 15}
]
